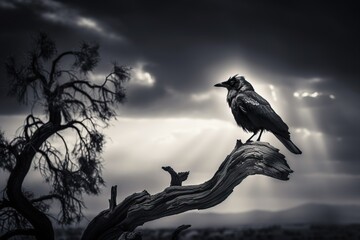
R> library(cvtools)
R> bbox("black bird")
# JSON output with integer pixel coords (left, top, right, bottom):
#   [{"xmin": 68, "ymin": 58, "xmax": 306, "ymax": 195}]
[{"xmin": 214, "ymin": 75, "xmax": 302, "ymax": 154}]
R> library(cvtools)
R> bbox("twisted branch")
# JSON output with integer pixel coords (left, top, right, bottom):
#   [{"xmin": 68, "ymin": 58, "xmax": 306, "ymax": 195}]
[{"xmin": 82, "ymin": 140, "xmax": 293, "ymax": 240}]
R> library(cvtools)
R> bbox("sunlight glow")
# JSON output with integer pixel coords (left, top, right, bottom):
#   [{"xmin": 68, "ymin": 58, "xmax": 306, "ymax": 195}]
[
  {"xmin": 76, "ymin": 17, "xmax": 103, "ymax": 33},
  {"xmin": 295, "ymin": 128, "xmax": 323, "ymax": 138},
  {"xmin": 293, "ymin": 97, "xmax": 335, "ymax": 199},
  {"xmin": 102, "ymin": 117, "xmax": 239, "ymax": 192},
  {"xmin": 88, "ymin": 72, "xmax": 106, "ymax": 82},
  {"xmin": 131, "ymin": 63, "xmax": 156, "ymax": 87},
  {"xmin": 191, "ymin": 92, "xmax": 211, "ymax": 102},
  {"xmin": 293, "ymin": 91, "xmax": 335, "ymax": 100},
  {"xmin": 207, "ymin": 57, "xmax": 277, "ymax": 109},
  {"xmin": 269, "ymin": 84, "xmax": 277, "ymax": 101},
  {"xmin": 308, "ymin": 77, "xmax": 322, "ymax": 83}
]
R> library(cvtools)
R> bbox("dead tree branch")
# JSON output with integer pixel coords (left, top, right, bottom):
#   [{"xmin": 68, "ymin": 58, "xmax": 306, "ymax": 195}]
[
  {"xmin": 82, "ymin": 140, "xmax": 293, "ymax": 240},
  {"xmin": 162, "ymin": 166, "xmax": 189, "ymax": 186},
  {"xmin": 109, "ymin": 185, "xmax": 117, "ymax": 211}
]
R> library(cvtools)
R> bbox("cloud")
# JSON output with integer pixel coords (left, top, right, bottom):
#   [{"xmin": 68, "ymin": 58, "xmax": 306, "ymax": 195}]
[
  {"xmin": 131, "ymin": 63, "xmax": 156, "ymax": 87},
  {"xmin": 0, "ymin": 1, "xmax": 16, "ymax": 9},
  {"xmin": 88, "ymin": 72, "xmax": 107, "ymax": 82},
  {"xmin": 269, "ymin": 84, "xmax": 277, "ymax": 102},
  {"xmin": 76, "ymin": 17, "xmax": 103, "ymax": 32},
  {"xmin": 2, "ymin": 0, "xmax": 123, "ymax": 41},
  {"xmin": 293, "ymin": 90, "xmax": 335, "ymax": 100},
  {"xmin": 51, "ymin": 18, "xmax": 121, "ymax": 41},
  {"xmin": 191, "ymin": 92, "xmax": 212, "ymax": 102},
  {"xmin": 42, "ymin": 12, "xmax": 122, "ymax": 40},
  {"xmin": 294, "ymin": 128, "xmax": 323, "ymax": 138}
]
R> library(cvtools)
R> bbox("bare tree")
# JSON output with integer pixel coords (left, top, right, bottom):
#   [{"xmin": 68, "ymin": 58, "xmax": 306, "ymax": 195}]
[{"xmin": 0, "ymin": 33, "xmax": 130, "ymax": 240}]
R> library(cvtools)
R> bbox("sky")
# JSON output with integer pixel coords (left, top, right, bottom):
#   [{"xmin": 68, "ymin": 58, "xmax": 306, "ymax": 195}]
[{"xmin": 0, "ymin": 0, "xmax": 359, "ymax": 224}]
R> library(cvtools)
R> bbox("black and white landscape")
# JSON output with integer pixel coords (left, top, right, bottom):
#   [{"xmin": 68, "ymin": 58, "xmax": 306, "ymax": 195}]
[{"xmin": 0, "ymin": 1, "xmax": 359, "ymax": 239}]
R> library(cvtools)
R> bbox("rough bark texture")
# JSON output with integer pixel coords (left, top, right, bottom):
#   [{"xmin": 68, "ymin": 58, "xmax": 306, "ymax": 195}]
[{"xmin": 81, "ymin": 140, "xmax": 293, "ymax": 240}]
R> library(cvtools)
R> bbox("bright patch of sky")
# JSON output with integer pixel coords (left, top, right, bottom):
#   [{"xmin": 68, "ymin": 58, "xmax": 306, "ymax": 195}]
[
  {"xmin": 131, "ymin": 63, "xmax": 156, "ymax": 87},
  {"xmin": 293, "ymin": 91, "xmax": 335, "ymax": 100}
]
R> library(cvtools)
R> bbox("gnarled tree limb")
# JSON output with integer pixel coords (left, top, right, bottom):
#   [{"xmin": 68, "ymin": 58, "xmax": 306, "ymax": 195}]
[
  {"xmin": 162, "ymin": 166, "xmax": 189, "ymax": 186},
  {"xmin": 109, "ymin": 185, "xmax": 117, "ymax": 211},
  {"xmin": 81, "ymin": 140, "xmax": 293, "ymax": 240}
]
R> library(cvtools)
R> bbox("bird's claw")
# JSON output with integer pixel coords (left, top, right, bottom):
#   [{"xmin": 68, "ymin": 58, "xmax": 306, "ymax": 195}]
[{"xmin": 246, "ymin": 139, "xmax": 253, "ymax": 143}]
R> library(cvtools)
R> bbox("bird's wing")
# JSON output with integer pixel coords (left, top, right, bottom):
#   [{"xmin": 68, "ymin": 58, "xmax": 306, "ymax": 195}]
[{"xmin": 235, "ymin": 91, "xmax": 290, "ymax": 136}]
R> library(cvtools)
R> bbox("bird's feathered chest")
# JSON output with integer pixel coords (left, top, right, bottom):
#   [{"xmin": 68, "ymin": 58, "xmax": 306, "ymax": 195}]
[
  {"xmin": 226, "ymin": 90, "xmax": 238, "ymax": 107},
  {"xmin": 227, "ymin": 90, "xmax": 258, "ymax": 132}
]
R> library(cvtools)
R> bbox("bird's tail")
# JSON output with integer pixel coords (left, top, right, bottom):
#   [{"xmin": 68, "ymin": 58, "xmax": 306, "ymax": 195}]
[{"xmin": 274, "ymin": 133, "xmax": 302, "ymax": 154}]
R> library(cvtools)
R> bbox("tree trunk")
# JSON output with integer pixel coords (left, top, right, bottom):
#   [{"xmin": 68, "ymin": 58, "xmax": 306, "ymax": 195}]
[
  {"xmin": 81, "ymin": 140, "xmax": 293, "ymax": 240},
  {"xmin": 6, "ymin": 122, "xmax": 61, "ymax": 240}
]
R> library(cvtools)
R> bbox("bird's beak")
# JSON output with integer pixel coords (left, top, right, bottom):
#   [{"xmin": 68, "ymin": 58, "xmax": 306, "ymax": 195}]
[{"xmin": 214, "ymin": 82, "xmax": 228, "ymax": 88}]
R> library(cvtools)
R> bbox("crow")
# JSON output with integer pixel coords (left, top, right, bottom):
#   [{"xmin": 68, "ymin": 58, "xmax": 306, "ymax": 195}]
[{"xmin": 214, "ymin": 75, "xmax": 302, "ymax": 154}]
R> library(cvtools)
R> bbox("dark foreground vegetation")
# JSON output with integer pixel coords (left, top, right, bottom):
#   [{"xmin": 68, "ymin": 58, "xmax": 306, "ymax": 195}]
[{"xmin": 51, "ymin": 224, "xmax": 360, "ymax": 240}]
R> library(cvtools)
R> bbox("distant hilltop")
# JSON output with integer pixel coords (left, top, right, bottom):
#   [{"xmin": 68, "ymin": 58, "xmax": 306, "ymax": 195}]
[{"xmin": 142, "ymin": 203, "xmax": 360, "ymax": 229}]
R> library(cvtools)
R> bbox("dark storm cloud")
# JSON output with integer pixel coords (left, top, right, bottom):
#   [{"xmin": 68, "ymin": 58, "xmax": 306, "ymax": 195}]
[
  {"xmin": 1, "ymin": 0, "xmax": 359, "ymax": 111},
  {"xmin": 0, "ymin": 1, "xmax": 359, "ymax": 167},
  {"xmin": 39, "ymin": 1, "xmax": 360, "ymax": 140},
  {"xmin": 61, "ymin": 1, "xmax": 359, "ymax": 82}
]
